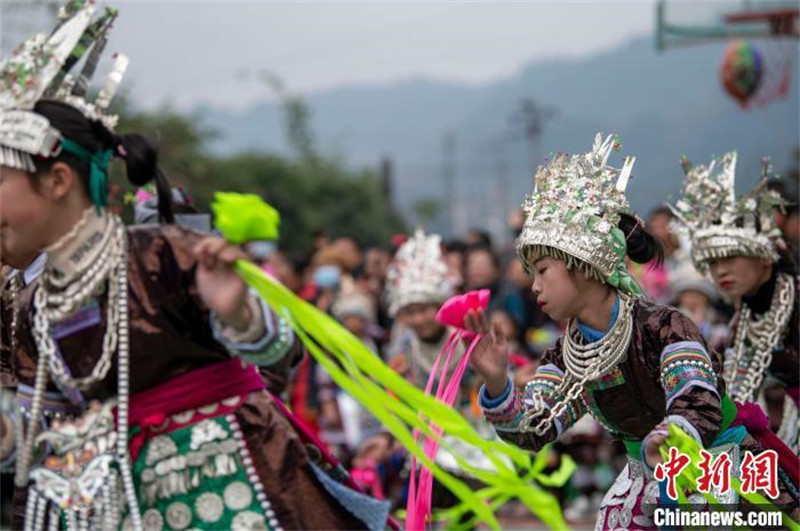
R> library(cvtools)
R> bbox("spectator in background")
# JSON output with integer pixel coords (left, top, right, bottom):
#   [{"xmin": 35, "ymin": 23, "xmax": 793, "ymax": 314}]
[
  {"xmin": 316, "ymin": 287, "xmax": 383, "ymax": 461},
  {"xmin": 648, "ymin": 206, "xmax": 680, "ymax": 260},
  {"xmin": 464, "ymin": 245, "xmax": 526, "ymax": 329},
  {"xmin": 301, "ymin": 246, "xmax": 350, "ymax": 310},
  {"xmin": 292, "ymin": 245, "xmax": 350, "ymax": 434},
  {"xmin": 333, "ymin": 237, "xmax": 363, "ymax": 276},
  {"xmin": 465, "ymin": 228, "xmax": 492, "ymax": 248},
  {"xmin": 362, "ymin": 247, "xmax": 393, "ymax": 334},
  {"xmin": 560, "ymin": 419, "xmax": 617, "ymax": 523},
  {"xmin": 443, "ymin": 240, "xmax": 466, "ymax": 294},
  {"xmin": 629, "ymin": 207, "xmax": 681, "ymax": 303},
  {"xmin": 507, "ymin": 208, "xmax": 526, "ymax": 241},
  {"xmin": 783, "ymin": 205, "xmax": 800, "ymax": 251},
  {"xmin": 312, "ymin": 227, "xmax": 331, "ymax": 252},
  {"xmin": 268, "ymin": 251, "xmax": 308, "ymax": 294},
  {"xmin": 364, "ymin": 247, "xmax": 391, "ymax": 285},
  {"xmin": 668, "ymin": 263, "xmax": 730, "ymax": 353}
]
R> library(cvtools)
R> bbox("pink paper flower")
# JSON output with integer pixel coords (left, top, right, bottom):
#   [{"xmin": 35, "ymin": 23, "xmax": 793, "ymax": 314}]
[
  {"xmin": 436, "ymin": 289, "xmax": 490, "ymax": 330},
  {"xmin": 134, "ymin": 188, "xmax": 156, "ymax": 204}
]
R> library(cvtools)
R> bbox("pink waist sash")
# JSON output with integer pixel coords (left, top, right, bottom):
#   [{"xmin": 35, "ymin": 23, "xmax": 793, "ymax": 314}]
[{"xmin": 127, "ymin": 358, "xmax": 265, "ymax": 460}]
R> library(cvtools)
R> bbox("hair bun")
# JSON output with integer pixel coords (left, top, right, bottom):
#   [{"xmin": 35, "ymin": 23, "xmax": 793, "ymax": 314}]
[
  {"xmin": 618, "ymin": 213, "xmax": 663, "ymax": 265},
  {"xmin": 118, "ymin": 133, "xmax": 157, "ymax": 187}
]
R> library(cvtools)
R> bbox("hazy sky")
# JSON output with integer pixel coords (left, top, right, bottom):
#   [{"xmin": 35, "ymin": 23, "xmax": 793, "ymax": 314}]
[{"xmin": 3, "ymin": 1, "xmax": 741, "ymax": 110}]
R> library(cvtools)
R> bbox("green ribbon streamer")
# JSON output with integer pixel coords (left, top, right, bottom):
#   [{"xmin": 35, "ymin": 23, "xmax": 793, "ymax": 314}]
[
  {"xmin": 623, "ymin": 395, "xmax": 739, "ymax": 459},
  {"xmin": 59, "ymin": 138, "xmax": 112, "ymax": 212},
  {"xmin": 213, "ymin": 192, "xmax": 572, "ymax": 530},
  {"xmin": 237, "ymin": 261, "xmax": 570, "ymax": 529}
]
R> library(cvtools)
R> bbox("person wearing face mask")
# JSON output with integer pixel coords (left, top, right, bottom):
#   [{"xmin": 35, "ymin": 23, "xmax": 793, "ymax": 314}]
[
  {"xmin": 291, "ymin": 249, "xmax": 347, "ymax": 436},
  {"xmin": 303, "ymin": 247, "xmax": 349, "ymax": 313},
  {"xmin": 671, "ymin": 153, "xmax": 799, "ymax": 452},
  {"xmin": 466, "ymin": 134, "xmax": 799, "ymax": 529}
]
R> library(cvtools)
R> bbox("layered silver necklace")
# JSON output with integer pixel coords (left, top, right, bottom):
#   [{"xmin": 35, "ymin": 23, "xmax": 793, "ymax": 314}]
[
  {"xmin": 724, "ymin": 273, "xmax": 795, "ymax": 402},
  {"xmin": 15, "ymin": 211, "xmax": 143, "ymax": 531},
  {"xmin": 521, "ymin": 293, "xmax": 634, "ymax": 435}
]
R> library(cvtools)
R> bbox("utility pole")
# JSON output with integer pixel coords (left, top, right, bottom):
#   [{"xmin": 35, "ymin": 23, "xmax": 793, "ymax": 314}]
[
  {"xmin": 494, "ymin": 142, "xmax": 510, "ymax": 248},
  {"xmin": 380, "ymin": 155, "xmax": 393, "ymax": 201},
  {"xmin": 442, "ymin": 131, "xmax": 459, "ymax": 237},
  {"xmin": 510, "ymin": 97, "xmax": 557, "ymax": 172}
]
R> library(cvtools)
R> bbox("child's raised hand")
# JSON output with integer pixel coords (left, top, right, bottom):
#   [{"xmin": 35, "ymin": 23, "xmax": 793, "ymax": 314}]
[{"xmin": 463, "ymin": 308, "xmax": 510, "ymax": 398}]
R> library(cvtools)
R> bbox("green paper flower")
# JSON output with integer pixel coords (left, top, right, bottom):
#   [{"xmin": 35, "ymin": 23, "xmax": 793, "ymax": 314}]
[
  {"xmin": 212, "ymin": 192, "xmax": 281, "ymax": 244},
  {"xmin": 617, "ymin": 269, "xmax": 643, "ymax": 297}
]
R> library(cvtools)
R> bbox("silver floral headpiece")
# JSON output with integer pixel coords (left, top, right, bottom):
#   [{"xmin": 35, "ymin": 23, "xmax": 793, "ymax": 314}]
[
  {"xmin": 0, "ymin": 0, "xmax": 128, "ymax": 173},
  {"xmin": 386, "ymin": 229, "xmax": 452, "ymax": 317},
  {"xmin": 669, "ymin": 152, "xmax": 784, "ymax": 272},
  {"xmin": 517, "ymin": 133, "xmax": 642, "ymax": 296}
]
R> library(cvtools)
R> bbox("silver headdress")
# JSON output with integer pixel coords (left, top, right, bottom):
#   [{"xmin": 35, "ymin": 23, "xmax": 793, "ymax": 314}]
[
  {"xmin": 386, "ymin": 229, "xmax": 452, "ymax": 317},
  {"xmin": 669, "ymin": 152, "xmax": 784, "ymax": 272},
  {"xmin": 0, "ymin": 0, "xmax": 128, "ymax": 173},
  {"xmin": 516, "ymin": 133, "xmax": 642, "ymax": 297}
]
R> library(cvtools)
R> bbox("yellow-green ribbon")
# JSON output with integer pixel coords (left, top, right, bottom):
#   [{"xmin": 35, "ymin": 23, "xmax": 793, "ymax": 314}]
[{"xmin": 213, "ymin": 193, "xmax": 571, "ymax": 530}]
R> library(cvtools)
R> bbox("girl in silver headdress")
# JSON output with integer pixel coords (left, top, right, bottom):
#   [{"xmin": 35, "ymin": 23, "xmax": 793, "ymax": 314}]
[
  {"xmin": 466, "ymin": 134, "xmax": 799, "ymax": 530},
  {"xmin": 670, "ymin": 153, "xmax": 798, "ymax": 453}
]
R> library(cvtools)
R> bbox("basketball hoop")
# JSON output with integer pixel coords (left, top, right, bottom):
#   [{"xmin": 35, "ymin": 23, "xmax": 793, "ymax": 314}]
[{"xmin": 724, "ymin": 8, "xmax": 799, "ymax": 37}]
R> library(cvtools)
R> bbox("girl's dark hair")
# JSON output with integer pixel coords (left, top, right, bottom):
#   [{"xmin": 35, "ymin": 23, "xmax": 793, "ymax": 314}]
[
  {"xmin": 31, "ymin": 100, "xmax": 174, "ymax": 223},
  {"xmin": 618, "ymin": 212, "xmax": 664, "ymax": 265}
]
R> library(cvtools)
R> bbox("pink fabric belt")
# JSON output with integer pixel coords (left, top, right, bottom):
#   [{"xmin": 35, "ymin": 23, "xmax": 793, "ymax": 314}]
[
  {"xmin": 126, "ymin": 358, "xmax": 265, "ymax": 460},
  {"xmin": 733, "ymin": 400, "xmax": 800, "ymax": 487}
]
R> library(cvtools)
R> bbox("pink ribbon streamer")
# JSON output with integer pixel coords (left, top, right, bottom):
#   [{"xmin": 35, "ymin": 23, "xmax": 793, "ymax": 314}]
[{"xmin": 405, "ymin": 289, "xmax": 490, "ymax": 530}]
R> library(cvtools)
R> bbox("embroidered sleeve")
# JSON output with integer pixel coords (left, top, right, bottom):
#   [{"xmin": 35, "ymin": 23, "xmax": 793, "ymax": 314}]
[
  {"xmin": 660, "ymin": 341, "xmax": 719, "ymax": 409},
  {"xmin": 212, "ymin": 293, "xmax": 296, "ymax": 367},
  {"xmin": 479, "ymin": 363, "xmax": 586, "ymax": 452},
  {"xmin": 643, "ymin": 339, "xmax": 723, "ymax": 462}
]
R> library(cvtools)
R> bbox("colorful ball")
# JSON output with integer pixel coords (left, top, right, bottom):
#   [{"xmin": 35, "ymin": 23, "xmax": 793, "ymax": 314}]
[{"xmin": 720, "ymin": 40, "xmax": 764, "ymax": 107}]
